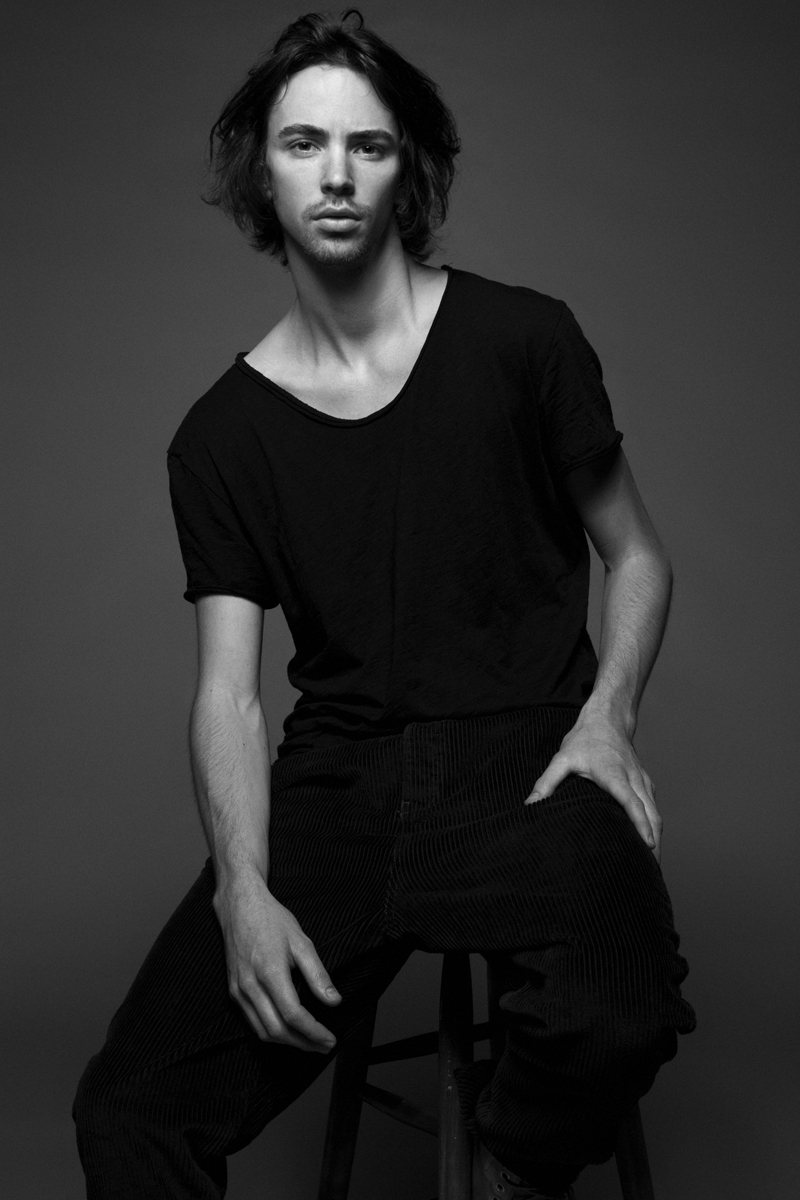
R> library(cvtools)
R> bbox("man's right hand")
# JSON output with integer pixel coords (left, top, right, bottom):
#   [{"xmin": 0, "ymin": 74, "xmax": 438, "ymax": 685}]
[{"xmin": 213, "ymin": 872, "xmax": 342, "ymax": 1053}]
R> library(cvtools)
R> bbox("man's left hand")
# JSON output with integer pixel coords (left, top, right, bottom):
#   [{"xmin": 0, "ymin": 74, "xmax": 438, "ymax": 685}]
[{"xmin": 524, "ymin": 715, "xmax": 662, "ymax": 861}]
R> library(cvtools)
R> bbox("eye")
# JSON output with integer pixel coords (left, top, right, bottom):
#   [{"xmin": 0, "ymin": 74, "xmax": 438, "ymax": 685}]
[{"xmin": 290, "ymin": 140, "xmax": 317, "ymax": 154}]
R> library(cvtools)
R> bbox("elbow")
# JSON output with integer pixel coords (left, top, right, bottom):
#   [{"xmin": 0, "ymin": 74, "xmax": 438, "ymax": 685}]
[
  {"xmin": 652, "ymin": 540, "xmax": 672, "ymax": 584},
  {"xmin": 606, "ymin": 539, "xmax": 671, "ymax": 577},
  {"xmin": 606, "ymin": 541, "xmax": 673, "ymax": 609},
  {"xmin": 654, "ymin": 538, "xmax": 673, "ymax": 590},
  {"xmin": 191, "ymin": 680, "xmax": 263, "ymax": 727}
]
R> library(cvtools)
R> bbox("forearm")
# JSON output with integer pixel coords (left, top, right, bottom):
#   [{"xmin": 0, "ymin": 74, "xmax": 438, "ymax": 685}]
[
  {"xmin": 189, "ymin": 685, "xmax": 341, "ymax": 1049},
  {"xmin": 529, "ymin": 546, "xmax": 670, "ymax": 848},
  {"xmin": 581, "ymin": 546, "xmax": 673, "ymax": 736},
  {"xmin": 531, "ymin": 452, "xmax": 667, "ymax": 849},
  {"xmin": 189, "ymin": 684, "xmax": 273, "ymax": 891}
]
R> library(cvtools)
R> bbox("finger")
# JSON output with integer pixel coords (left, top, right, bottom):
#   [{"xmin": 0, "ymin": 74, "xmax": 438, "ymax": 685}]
[
  {"xmin": 604, "ymin": 776, "xmax": 658, "ymax": 849},
  {"xmin": 636, "ymin": 782, "xmax": 662, "ymax": 861},
  {"xmin": 627, "ymin": 767, "xmax": 661, "ymax": 844},
  {"xmin": 267, "ymin": 970, "xmax": 338, "ymax": 1049},
  {"xmin": 238, "ymin": 982, "xmax": 334, "ymax": 1053},
  {"xmin": 525, "ymin": 755, "xmax": 571, "ymax": 804},
  {"xmin": 635, "ymin": 767, "xmax": 656, "ymax": 813},
  {"xmin": 293, "ymin": 939, "xmax": 342, "ymax": 1007}
]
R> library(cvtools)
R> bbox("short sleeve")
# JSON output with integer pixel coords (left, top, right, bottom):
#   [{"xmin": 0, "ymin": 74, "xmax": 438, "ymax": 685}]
[
  {"xmin": 167, "ymin": 453, "xmax": 279, "ymax": 609},
  {"xmin": 538, "ymin": 305, "xmax": 623, "ymax": 476}
]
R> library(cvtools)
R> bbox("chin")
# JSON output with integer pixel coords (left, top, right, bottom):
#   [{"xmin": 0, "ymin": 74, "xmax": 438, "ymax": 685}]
[
  {"xmin": 303, "ymin": 233, "xmax": 374, "ymax": 269},
  {"xmin": 315, "ymin": 242, "xmax": 371, "ymax": 266}
]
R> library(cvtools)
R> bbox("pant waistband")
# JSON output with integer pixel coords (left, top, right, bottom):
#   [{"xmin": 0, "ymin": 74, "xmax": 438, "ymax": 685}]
[{"xmin": 272, "ymin": 704, "xmax": 581, "ymax": 790}]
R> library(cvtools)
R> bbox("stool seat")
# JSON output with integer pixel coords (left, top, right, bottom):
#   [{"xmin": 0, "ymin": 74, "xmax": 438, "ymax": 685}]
[{"xmin": 317, "ymin": 951, "xmax": 655, "ymax": 1200}]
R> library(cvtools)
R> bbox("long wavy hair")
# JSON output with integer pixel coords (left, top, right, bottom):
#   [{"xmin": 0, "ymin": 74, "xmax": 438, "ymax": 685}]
[{"xmin": 204, "ymin": 9, "xmax": 460, "ymax": 263}]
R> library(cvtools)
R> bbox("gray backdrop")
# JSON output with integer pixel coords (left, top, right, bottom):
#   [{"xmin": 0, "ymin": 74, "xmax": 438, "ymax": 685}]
[{"xmin": 3, "ymin": 1, "xmax": 798, "ymax": 1197}]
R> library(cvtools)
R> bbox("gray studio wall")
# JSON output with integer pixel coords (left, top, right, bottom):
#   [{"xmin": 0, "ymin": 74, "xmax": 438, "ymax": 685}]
[{"xmin": 3, "ymin": 1, "xmax": 798, "ymax": 1197}]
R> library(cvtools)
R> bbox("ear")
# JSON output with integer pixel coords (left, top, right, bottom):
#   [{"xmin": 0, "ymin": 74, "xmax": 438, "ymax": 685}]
[{"xmin": 261, "ymin": 156, "xmax": 273, "ymax": 201}]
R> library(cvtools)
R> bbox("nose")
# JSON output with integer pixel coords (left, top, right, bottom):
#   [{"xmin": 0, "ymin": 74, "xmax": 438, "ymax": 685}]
[{"xmin": 320, "ymin": 144, "xmax": 354, "ymax": 195}]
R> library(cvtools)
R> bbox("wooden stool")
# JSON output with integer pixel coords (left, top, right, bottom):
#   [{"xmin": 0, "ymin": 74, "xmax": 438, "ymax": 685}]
[{"xmin": 317, "ymin": 951, "xmax": 655, "ymax": 1200}]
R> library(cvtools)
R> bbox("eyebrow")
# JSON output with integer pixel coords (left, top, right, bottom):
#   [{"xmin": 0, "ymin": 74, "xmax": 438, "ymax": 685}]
[{"xmin": 276, "ymin": 123, "xmax": 396, "ymax": 142}]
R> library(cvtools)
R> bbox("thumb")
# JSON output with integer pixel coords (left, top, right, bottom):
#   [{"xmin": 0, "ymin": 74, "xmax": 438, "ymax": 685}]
[
  {"xmin": 525, "ymin": 756, "xmax": 571, "ymax": 805},
  {"xmin": 294, "ymin": 943, "xmax": 342, "ymax": 1006}
]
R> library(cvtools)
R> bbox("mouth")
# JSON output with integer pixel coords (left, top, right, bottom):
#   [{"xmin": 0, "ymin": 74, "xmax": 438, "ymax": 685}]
[{"xmin": 313, "ymin": 208, "xmax": 362, "ymax": 222}]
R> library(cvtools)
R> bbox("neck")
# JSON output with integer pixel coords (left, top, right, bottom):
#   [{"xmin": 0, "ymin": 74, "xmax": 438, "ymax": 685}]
[{"xmin": 284, "ymin": 231, "xmax": 424, "ymax": 359}]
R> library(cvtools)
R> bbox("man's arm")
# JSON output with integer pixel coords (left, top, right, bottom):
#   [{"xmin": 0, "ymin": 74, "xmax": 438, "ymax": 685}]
[
  {"xmin": 525, "ymin": 448, "xmax": 671, "ymax": 858},
  {"xmin": 191, "ymin": 593, "xmax": 341, "ymax": 1052}
]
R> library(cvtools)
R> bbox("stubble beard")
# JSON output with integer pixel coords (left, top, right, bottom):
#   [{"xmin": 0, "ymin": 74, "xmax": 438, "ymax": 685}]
[
  {"xmin": 287, "ymin": 202, "xmax": 397, "ymax": 273},
  {"xmin": 304, "ymin": 230, "xmax": 373, "ymax": 269}
]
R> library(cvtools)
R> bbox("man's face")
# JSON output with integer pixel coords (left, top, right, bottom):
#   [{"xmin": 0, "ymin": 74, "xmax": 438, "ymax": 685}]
[{"xmin": 264, "ymin": 64, "xmax": 403, "ymax": 268}]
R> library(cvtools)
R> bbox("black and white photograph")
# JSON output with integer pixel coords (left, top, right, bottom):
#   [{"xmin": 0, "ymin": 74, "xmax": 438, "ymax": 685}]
[{"xmin": 3, "ymin": 2, "xmax": 798, "ymax": 1197}]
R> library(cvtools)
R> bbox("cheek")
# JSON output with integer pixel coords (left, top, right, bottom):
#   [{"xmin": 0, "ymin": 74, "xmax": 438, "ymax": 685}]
[
  {"xmin": 267, "ymin": 170, "xmax": 304, "ymax": 213},
  {"xmin": 371, "ymin": 166, "xmax": 403, "ymax": 210}
]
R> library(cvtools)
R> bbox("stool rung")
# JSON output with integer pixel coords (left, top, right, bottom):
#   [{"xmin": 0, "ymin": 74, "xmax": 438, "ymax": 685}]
[
  {"xmin": 368, "ymin": 1020, "xmax": 492, "ymax": 1064},
  {"xmin": 356, "ymin": 1082, "xmax": 438, "ymax": 1136}
]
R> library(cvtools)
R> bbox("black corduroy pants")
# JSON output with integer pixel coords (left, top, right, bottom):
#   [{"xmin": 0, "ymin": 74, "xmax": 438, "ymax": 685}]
[{"xmin": 74, "ymin": 705, "xmax": 695, "ymax": 1198}]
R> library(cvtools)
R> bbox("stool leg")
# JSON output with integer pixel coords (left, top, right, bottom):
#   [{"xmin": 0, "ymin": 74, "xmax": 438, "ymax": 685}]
[
  {"xmin": 438, "ymin": 952, "xmax": 474, "ymax": 1200},
  {"xmin": 614, "ymin": 1103, "xmax": 655, "ymax": 1200},
  {"xmin": 486, "ymin": 958, "xmax": 507, "ymax": 1061},
  {"xmin": 317, "ymin": 1000, "xmax": 378, "ymax": 1200}
]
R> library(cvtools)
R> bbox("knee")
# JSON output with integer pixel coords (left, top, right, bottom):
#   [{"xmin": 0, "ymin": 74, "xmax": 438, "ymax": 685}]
[
  {"xmin": 73, "ymin": 1051, "xmax": 133, "ymax": 1143},
  {"xmin": 73, "ymin": 1052, "xmax": 182, "ymax": 1195},
  {"xmin": 73, "ymin": 1055, "xmax": 119, "ymax": 1191},
  {"xmin": 73, "ymin": 1053, "xmax": 101, "ymax": 1126},
  {"xmin": 588, "ymin": 1013, "xmax": 678, "ymax": 1085}
]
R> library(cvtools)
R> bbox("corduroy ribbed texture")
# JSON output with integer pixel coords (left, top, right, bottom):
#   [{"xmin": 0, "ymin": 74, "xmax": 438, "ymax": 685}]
[{"xmin": 74, "ymin": 705, "xmax": 695, "ymax": 1197}]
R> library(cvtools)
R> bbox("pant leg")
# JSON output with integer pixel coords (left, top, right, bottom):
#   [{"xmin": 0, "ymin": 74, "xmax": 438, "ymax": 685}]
[
  {"xmin": 74, "ymin": 861, "xmax": 412, "ymax": 1199},
  {"xmin": 471, "ymin": 937, "xmax": 678, "ymax": 1192},
  {"xmin": 385, "ymin": 706, "xmax": 695, "ymax": 1191},
  {"xmin": 458, "ymin": 791, "xmax": 696, "ymax": 1191}
]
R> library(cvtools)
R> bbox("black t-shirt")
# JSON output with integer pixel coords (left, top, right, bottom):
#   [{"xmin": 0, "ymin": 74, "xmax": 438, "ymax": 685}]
[{"xmin": 167, "ymin": 267, "xmax": 622, "ymax": 756}]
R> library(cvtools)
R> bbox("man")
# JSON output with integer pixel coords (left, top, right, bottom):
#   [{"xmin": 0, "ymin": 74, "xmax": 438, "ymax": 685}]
[{"xmin": 74, "ymin": 11, "xmax": 695, "ymax": 1200}]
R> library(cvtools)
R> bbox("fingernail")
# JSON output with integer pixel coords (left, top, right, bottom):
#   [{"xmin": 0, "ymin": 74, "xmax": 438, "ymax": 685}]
[
  {"xmin": 326, "ymin": 987, "xmax": 339, "ymax": 998},
  {"xmin": 527, "ymin": 791, "xmax": 543, "ymax": 804}
]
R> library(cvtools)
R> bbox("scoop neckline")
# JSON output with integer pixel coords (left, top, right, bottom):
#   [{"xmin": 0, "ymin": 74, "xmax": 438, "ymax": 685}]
[{"xmin": 234, "ymin": 266, "xmax": 455, "ymax": 427}]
